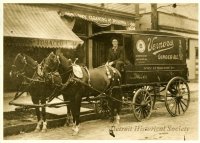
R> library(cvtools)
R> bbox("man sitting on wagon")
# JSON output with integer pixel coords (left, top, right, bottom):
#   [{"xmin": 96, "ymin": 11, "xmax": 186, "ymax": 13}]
[{"xmin": 107, "ymin": 39, "xmax": 125, "ymax": 72}]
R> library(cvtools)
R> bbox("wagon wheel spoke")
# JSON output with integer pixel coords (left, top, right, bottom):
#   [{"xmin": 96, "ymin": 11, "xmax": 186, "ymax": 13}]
[
  {"xmin": 179, "ymin": 100, "xmax": 186, "ymax": 112},
  {"xmin": 143, "ymin": 92, "xmax": 148, "ymax": 101},
  {"xmin": 181, "ymin": 93, "xmax": 189, "ymax": 96},
  {"xmin": 137, "ymin": 108, "xmax": 142, "ymax": 119},
  {"xmin": 180, "ymin": 99, "xmax": 188, "ymax": 107},
  {"xmin": 133, "ymin": 89, "xmax": 152, "ymax": 121},
  {"xmin": 145, "ymin": 100, "xmax": 151, "ymax": 104},
  {"xmin": 165, "ymin": 77, "xmax": 190, "ymax": 116},
  {"xmin": 177, "ymin": 102, "xmax": 181, "ymax": 114},
  {"xmin": 144, "ymin": 95, "xmax": 151, "ymax": 102},
  {"xmin": 135, "ymin": 106, "xmax": 142, "ymax": 111},
  {"xmin": 136, "ymin": 96, "xmax": 142, "ymax": 104},
  {"xmin": 174, "ymin": 103, "xmax": 177, "ymax": 115},
  {"xmin": 182, "ymin": 98, "xmax": 189, "ymax": 102},
  {"xmin": 142, "ymin": 109, "xmax": 146, "ymax": 119},
  {"xmin": 166, "ymin": 94, "xmax": 176, "ymax": 97},
  {"xmin": 144, "ymin": 106, "xmax": 151, "ymax": 115}
]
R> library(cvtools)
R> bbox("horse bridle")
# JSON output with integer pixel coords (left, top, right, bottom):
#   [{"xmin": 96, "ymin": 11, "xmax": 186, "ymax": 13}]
[
  {"xmin": 53, "ymin": 55, "xmax": 73, "ymax": 76},
  {"xmin": 11, "ymin": 55, "xmax": 37, "ymax": 77},
  {"xmin": 42, "ymin": 55, "xmax": 73, "ymax": 85}
]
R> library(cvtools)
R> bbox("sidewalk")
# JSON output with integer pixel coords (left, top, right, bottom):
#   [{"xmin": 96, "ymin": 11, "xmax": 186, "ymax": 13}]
[
  {"xmin": 4, "ymin": 93, "xmax": 92, "ymax": 114},
  {"xmin": 3, "ymin": 92, "xmax": 96, "ymax": 137}
]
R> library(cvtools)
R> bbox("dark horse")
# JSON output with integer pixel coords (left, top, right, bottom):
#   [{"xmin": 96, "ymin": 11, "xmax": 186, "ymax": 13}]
[
  {"xmin": 42, "ymin": 52, "xmax": 122, "ymax": 135},
  {"xmin": 10, "ymin": 53, "xmax": 72, "ymax": 132}
]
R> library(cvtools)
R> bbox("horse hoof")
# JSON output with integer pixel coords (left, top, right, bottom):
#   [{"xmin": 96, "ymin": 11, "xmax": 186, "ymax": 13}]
[
  {"xmin": 34, "ymin": 128, "xmax": 40, "ymax": 132},
  {"xmin": 41, "ymin": 129, "xmax": 47, "ymax": 133},
  {"xmin": 116, "ymin": 120, "xmax": 120, "ymax": 125},
  {"xmin": 68, "ymin": 122, "xmax": 74, "ymax": 127},
  {"xmin": 72, "ymin": 131, "xmax": 79, "ymax": 136},
  {"xmin": 71, "ymin": 127, "xmax": 76, "ymax": 131},
  {"xmin": 65, "ymin": 121, "xmax": 73, "ymax": 127},
  {"xmin": 64, "ymin": 122, "xmax": 70, "ymax": 127}
]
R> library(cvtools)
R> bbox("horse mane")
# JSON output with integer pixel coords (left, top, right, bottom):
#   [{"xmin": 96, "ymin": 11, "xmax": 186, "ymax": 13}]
[
  {"xmin": 58, "ymin": 53, "xmax": 72, "ymax": 70},
  {"xmin": 21, "ymin": 53, "xmax": 38, "ymax": 67}
]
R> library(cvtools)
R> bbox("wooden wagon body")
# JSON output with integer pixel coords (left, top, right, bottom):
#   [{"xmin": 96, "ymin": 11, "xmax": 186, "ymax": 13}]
[{"xmin": 90, "ymin": 30, "xmax": 190, "ymax": 121}]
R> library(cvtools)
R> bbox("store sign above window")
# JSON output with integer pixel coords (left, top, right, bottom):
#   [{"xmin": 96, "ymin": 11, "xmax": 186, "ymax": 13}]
[
  {"xmin": 64, "ymin": 11, "xmax": 135, "ymax": 28},
  {"xmin": 4, "ymin": 37, "xmax": 80, "ymax": 49}
]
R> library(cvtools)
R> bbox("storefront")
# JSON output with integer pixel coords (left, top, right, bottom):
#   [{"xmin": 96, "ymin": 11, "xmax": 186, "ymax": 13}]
[
  {"xmin": 58, "ymin": 4, "xmax": 137, "ymax": 68},
  {"xmin": 4, "ymin": 4, "xmax": 83, "ymax": 91}
]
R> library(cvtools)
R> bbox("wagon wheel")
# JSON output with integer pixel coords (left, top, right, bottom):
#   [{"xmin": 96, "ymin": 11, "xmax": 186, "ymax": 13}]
[
  {"xmin": 94, "ymin": 98, "xmax": 111, "ymax": 119},
  {"xmin": 132, "ymin": 88, "xmax": 153, "ymax": 121},
  {"xmin": 165, "ymin": 77, "xmax": 190, "ymax": 117}
]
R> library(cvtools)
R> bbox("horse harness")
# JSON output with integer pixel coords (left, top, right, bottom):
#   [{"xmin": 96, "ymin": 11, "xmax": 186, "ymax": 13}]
[{"xmin": 60, "ymin": 63, "xmax": 121, "ymax": 101}]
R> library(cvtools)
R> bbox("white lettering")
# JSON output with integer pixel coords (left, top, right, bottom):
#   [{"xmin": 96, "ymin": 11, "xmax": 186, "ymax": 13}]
[{"xmin": 148, "ymin": 37, "xmax": 174, "ymax": 55}]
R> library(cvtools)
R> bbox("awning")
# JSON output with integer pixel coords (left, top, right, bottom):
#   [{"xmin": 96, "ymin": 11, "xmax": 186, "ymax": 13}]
[{"xmin": 4, "ymin": 4, "xmax": 83, "ymax": 49}]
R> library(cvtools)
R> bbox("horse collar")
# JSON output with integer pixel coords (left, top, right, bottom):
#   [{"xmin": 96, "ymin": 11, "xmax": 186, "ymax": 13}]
[{"xmin": 72, "ymin": 64, "xmax": 83, "ymax": 79}]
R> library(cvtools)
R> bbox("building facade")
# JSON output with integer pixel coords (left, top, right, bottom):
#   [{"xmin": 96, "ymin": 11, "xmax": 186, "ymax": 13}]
[
  {"xmin": 59, "ymin": 3, "xmax": 138, "ymax": 68},
  {"xmin": 3, "ymin": 3, "xmax": 138, "ymax": 91},
  {"xmin": 138, "ymin": 3, "xmax": 198, "ymax": 80},
  {"xmin": 4, "ymin": 3, "xmax": 198, "ymax": 92}
]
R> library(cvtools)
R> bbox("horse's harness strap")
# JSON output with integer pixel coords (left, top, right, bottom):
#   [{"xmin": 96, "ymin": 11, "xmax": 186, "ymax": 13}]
[
  {"xmin": 72, "ymin": 77, "xmax": 102, "ymax": 94},
  {"xmin": 83, "ymin": 66, "xmax": 91, "ymax": 86}
]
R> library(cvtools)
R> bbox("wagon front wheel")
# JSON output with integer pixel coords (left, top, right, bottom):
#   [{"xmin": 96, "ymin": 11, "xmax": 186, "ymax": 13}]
[
  {"xmin": 165, "ymin": 77, "xmax": 190, "ymax": 117},
  {"xmin": 132, "ymin": 88, "xmax": 153, "ymax": 121}
]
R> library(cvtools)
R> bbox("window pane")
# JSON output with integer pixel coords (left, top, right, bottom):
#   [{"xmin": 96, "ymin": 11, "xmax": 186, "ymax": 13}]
[{"xmin": 73, "ymin": 18, "xmax": 88, "ymax": 36}]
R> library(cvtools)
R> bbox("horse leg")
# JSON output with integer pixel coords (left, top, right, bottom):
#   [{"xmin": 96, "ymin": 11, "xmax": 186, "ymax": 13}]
[
  {"xmin": 113, "ymin": 89, "xmax": 122, "ymax": 125},
  {"xmin": 34, "ymin": 107, "xmax": 43, "ymax": 132},
  {"xmin": 70, "ymin": 100, "xmax": 76, "ymax": 131},
  {"xmin": 31, "ymin": 96, "xmax": 42, "ymax": 132},
  {"xmin": 63, "ymin": 95, "xmax": 73, "ymax": 126},
  {"xmin": 41, "ymin": 99, "xmax": 47, "ymax": 132},
  {"xmin": 67, "ymin": 104, "xmax": 73, "ymax": 126},
  {"xmin": 115, "ymin": 102, "xmax": 121, "ymax": 125},
  {"xmin": 72, "ymin": 92, "xmax": 82, "ymax": 136}
]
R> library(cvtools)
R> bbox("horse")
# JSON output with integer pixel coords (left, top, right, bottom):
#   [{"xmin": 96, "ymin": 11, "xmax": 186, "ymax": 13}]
[
  {"xmin": 10, "ymin": 53, "xmax": 71, "ymax": 132},
  {"xmin": 42, "ymin": 52, "xmax": 122, "ymax": 135},
  {"xmin": 10, "ymin": 53, "xmax": 38, "ymax": 88}
]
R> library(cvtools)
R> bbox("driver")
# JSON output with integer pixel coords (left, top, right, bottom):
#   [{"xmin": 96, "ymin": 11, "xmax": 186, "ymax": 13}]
[{"xmin": 107, "ymin": 39, "xmax": 124, "ymax": 72}]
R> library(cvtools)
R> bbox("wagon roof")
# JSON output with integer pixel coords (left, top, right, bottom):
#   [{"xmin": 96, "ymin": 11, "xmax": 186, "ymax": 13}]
[{"xmin": 89, "ymin": 30, "xmax": 184, "ymax": 39}]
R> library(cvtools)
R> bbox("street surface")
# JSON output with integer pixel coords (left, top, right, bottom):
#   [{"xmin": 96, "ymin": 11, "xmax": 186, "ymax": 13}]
[{"xmin": 4, "ymin": 91, "xmax": 198, "ymax": 140}]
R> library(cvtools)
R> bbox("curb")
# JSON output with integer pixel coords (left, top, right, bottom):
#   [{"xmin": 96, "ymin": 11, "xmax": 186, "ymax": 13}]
[
  {"xmin": 3, "ymin": 107, "xmax": 133, "ymax": 137},
  {"xmin": 3, "ymin": 110, "xmax": 98, "ymax": 137}
]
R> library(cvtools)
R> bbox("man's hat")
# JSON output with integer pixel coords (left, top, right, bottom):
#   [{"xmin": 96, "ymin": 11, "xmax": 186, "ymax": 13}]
[{"xmin": 112, "ymin": 39, "xmax": 118, "ymax": 42}]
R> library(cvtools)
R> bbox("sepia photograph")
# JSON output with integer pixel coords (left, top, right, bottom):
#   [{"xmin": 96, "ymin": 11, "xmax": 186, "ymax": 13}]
[{"xmin": 1, "ymin": 1, "xmax": 199, "ymax": 141}]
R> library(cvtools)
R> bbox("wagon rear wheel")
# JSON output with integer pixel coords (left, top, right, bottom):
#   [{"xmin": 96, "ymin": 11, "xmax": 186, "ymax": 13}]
[
  {"xmin": 165, "ymin": 77, "xmax": 190, "ymax": 117},
  {"xmin": 132, "ymin": 88, "xmax": 153, "ymax": 121}
]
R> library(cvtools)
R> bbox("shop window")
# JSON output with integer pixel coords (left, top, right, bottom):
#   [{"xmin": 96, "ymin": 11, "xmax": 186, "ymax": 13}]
[{"xmin": 72, "ymin": 18, "xmax": 88, "ymax": 36}]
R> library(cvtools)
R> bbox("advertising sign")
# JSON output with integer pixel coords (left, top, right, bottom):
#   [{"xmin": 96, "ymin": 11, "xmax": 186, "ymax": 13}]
[{"xmin": 134, "ymin": 35, "xmax": 186, "ymax": 65}]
